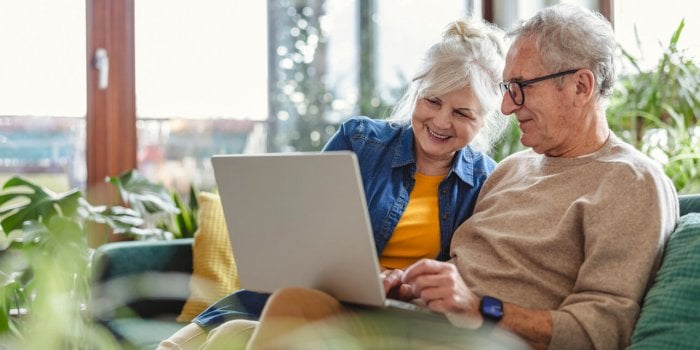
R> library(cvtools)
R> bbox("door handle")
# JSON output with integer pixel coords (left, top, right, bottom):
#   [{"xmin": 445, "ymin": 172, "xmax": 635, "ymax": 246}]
[{"xmin": 94, "ymin": 48, "xmax": 109, "ymax": 90}]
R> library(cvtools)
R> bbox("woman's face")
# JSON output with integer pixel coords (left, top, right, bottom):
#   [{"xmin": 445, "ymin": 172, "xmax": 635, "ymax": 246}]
[{"xmin": 412, "ymin": 85, "xmax": 484, "ymax": 165}]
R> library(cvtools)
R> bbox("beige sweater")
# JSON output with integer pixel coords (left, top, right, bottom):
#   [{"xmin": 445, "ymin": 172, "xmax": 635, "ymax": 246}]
[{"xmin": 450, "ymin": 134, "xmax": 678, "ymax": 350}]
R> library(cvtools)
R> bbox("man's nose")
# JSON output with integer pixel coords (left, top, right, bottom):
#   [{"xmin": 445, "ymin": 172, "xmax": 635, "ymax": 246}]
[{"xmin": 501, "ymin": 93, "xmax": 519, "ymax": 115}]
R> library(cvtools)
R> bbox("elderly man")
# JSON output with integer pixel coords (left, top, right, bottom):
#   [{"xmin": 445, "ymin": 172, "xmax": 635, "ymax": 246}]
[
  {"xmin": 187, "ymin": 4, "xmax": 679, "ymax": 350},
  {"xmin": 394, "ymin": 4, "xmax": 679, "ymax": 349}
]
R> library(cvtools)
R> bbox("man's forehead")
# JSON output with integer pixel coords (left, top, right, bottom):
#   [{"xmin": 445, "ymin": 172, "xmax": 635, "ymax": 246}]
[{"xmin": 504, "ymin": 39, "xmax": 544, "ymax": 79}]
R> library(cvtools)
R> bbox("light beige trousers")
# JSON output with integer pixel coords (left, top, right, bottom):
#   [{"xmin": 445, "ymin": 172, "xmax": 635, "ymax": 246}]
[
  {"xmin": 157, "ymin": 320, "xmax": 258, "ymax": 350},
  {"xmin": 159, "ymin": 287, "xmax": 524, "ymax": 350}
]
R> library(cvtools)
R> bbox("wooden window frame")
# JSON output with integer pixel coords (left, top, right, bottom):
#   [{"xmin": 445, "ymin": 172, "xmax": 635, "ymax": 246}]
[{"xmin": 86, "ymin": 0, "xmax": 137, "ymax": 206}]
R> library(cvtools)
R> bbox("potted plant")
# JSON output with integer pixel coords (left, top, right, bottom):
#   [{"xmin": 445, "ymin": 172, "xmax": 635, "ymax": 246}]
[
  {"xmin": 608, "ymin": 19, "xmax": 700, "ymax": 193},
  {"xmin": 0, "ymin": 170, "xmax": 198, "ymax": 348}
]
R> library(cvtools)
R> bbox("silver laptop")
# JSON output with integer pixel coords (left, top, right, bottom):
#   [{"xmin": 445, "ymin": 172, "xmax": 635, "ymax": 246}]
[{"xmin": 211, "ymin": 151, "xmax": 436, "ymax": 314}]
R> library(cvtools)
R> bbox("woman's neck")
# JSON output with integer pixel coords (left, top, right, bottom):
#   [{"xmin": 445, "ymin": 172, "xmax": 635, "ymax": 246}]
[{"xmin": 416, "ymin": 155, "xmax": 452, "ymax": 176}]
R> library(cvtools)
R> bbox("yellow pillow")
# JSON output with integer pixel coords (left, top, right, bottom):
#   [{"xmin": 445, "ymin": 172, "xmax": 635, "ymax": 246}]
[{"xmin": 177, "ymin": 192, "xmax": 240, "ymax": 322}]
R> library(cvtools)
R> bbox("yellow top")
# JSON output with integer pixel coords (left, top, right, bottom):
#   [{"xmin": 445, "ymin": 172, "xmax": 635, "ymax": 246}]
[{"xmin": 379, "ymin": 173, "xmax": 443, "ymax": 270}]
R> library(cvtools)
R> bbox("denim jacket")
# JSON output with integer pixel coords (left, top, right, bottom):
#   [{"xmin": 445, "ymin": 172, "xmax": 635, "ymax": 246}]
[{"xmin": 323, "ymin": 116, "xmax": 496, "ymax": 261}]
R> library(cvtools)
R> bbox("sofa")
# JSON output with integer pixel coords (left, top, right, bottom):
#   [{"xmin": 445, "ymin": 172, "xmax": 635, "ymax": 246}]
[{"xmin": 91, "ymin": 194, "xmax": 700, "ymax": 350}]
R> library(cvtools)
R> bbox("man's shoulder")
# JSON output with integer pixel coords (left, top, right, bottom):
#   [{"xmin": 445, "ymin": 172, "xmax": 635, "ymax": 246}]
[
  {"xmin": 495, "ymin": 148, "xmax": 538, "ymax": 167},
  {"xmin": 599, "ymin": 136, "xmax": 668, "ymax": 179}
]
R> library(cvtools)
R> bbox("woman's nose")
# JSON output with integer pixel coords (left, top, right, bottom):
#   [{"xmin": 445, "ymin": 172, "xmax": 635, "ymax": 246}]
[{"xmin": 432, "ymin": 108, "xmax": 452, "ymax": 128}]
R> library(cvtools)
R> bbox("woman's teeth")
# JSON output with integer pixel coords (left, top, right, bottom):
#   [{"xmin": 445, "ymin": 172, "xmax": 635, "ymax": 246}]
[{"xmin": 429, "ymin": 128, "xmax": 448, "ymax": 139}]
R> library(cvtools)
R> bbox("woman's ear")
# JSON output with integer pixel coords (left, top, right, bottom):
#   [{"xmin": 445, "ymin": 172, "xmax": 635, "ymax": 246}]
[{"xmin": 573, "ymin": 69, "xmax": 595, "ymax": 106}]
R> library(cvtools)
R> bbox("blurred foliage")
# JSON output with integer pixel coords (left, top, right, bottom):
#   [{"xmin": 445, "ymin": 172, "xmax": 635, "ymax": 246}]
[
  {"xmin": 267, "ymin": 0, "xmax": 336, "ymax": 152},
  {"xmin": 108, "ymin": 170, "xmax": 199, "ymax": 239},
  {"xmin": 267, "ymin": 0, "xmax": 406, "ymax": 152},
  {"xmin": 490, "ymin": 118, "xmax": 524, "ymax": 162},
  {"xmin": 608, "ymin": 19, "xmax": 700, "ymax": 193},
  {"xmin": 0, "ymin": 169, "xmax": 198, "ymax": 347}
]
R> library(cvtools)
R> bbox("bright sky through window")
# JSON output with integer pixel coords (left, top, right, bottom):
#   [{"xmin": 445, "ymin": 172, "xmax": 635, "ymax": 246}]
[
  {"xmin": 135, "ymin": 1, "xmax": 268, "ymax": 120},
  {"xmin": 1, "ymin": 1, "xmax": 698, "ymax": 119}
]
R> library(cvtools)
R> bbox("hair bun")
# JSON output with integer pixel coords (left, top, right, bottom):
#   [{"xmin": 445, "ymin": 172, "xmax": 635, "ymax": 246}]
[
  {"xmin": 443, "ymin": 18, "xmax": 507, "ymax": 58},
  {"xmin": 444, "ymin": 19, "xmax": 481, "ymax": 41}
]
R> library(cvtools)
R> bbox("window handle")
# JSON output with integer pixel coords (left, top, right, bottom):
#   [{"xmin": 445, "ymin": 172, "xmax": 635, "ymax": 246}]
[{"xmin": 94, "ymin": 48, "xmax": 109, "ymax": 90}]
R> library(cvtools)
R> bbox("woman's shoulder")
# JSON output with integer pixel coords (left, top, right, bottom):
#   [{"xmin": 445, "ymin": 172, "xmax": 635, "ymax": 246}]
[
  {"xmin": 461, "ymin": 146, "xmax": 497, "ymax": 171},
  {"xmin": 339, "ymin": 116, "xmax": 406, "ymax": 140}
]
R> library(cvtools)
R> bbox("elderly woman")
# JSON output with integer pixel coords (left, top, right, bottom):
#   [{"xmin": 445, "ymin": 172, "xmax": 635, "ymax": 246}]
[{"xmin": 158, "ymin": 16, "xmax": 508, "ymax": 350}]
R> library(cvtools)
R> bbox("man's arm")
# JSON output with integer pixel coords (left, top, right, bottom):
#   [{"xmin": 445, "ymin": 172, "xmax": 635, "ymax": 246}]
[
  {"xmin": 501, "ymin": 302, "xmax": 552, "ymax": 350},
  {"xmin": 401, "ymin": 259, "xmax": 554, "ymax": 349}
]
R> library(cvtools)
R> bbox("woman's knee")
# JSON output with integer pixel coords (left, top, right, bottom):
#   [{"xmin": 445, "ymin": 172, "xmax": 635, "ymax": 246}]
[
  {"xmin": 263, "ymin": 287, "xmax": 343, "ymax": 320},
  {"xmin": 201, "ymin": 320, "xmax": 259, "ymax": 350}
]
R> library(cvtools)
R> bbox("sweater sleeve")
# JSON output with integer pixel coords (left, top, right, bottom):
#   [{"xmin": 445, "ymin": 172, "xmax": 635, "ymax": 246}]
[{"xmin": 548, "ymin": 165, "xmax": 678, "ymax": 350}]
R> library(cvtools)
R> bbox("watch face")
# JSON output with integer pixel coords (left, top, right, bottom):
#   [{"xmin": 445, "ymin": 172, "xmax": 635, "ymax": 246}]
[{"xmin": 480, "ymin": 296, "xmax": 504, "ymax": 321}]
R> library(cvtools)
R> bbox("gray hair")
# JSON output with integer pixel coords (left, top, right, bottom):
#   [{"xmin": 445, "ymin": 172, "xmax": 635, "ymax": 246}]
[
  {"xmin": 390, "ymin": 17, "xmax": 509, "ymax": 154},
  {"xmin": 509, "ymin": 4, "xmax": 616, "ymax": 106}
]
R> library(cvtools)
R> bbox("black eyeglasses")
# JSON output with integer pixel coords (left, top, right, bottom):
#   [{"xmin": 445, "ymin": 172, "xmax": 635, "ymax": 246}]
[{"xmin": 499, "ymin": 69, "xmax": 580, "ymax": 106}]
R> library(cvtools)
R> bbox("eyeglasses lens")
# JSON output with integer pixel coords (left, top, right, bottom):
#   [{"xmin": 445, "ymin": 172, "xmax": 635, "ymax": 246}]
[{"xmin": 509, "ymin": 82, "xmax": 523, "ymax": 105}]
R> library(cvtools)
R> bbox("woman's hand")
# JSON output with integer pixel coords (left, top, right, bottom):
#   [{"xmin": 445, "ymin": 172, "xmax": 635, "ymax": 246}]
[{"xmin": 401, "ymin": 259, "xmax": 480, "ymax": 318}]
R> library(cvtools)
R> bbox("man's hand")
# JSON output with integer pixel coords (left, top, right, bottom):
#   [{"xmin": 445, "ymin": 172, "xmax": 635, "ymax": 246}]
[
  {"xmin": 380, "ymin": 269, "xmax": 414, "ymax": 301},
  {"xmin": 402, "ymin": 259, "xmax": 480, "ymax": 318}
]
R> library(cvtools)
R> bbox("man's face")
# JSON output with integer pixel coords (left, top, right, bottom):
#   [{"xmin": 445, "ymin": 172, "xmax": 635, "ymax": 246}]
[{"xmin": 500, "ymin": 37, "xmax": 580, "ymax": 156}]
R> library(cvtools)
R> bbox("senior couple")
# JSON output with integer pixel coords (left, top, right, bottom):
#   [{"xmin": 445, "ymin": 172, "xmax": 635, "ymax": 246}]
[{"xmin": 161, "ymin": 4, "xmax": 678, "ymax": 350}]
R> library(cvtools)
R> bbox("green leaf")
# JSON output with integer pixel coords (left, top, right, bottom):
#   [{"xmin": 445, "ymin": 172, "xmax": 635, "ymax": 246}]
[
  {"xmin": 108, "ymin": 170, "xmax": 179, "ymax": 215},
  {"xmin": 668, "ymin": 18, "xmax": 684, "ymax": 49},
  {"xmin": 0, "ymin": 177, "xmax": 85, "ymax": 235},
  {"xmin": 172, "ymin": 189, "xmax": 199, "ymax": 239}
]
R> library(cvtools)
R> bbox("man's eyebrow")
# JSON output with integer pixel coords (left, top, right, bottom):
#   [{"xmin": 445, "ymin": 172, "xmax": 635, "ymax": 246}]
[{"xmin": 504, "ymin": 75, "xmax": 525, "ymax": 82}]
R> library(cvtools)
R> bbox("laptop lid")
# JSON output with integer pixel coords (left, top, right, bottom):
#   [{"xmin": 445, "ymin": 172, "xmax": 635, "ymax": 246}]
[{"xmin": 211, "ymin": 151, "xmax": 388, "ymax": 307}]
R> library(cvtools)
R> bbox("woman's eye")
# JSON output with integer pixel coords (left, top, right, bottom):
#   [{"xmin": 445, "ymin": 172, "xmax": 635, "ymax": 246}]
[
  {"xmin": 426, "ymin": 97, "xmax": 441, "ymax": 105},
  {"xmin": 455, "ymin": 111, "xmax": 477, "ymax": 120}
]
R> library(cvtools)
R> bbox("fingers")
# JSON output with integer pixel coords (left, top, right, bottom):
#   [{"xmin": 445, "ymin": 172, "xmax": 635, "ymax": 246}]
[
  {"xmin": 400, "ymin": 260, "xmax": 477, "ymax": 314},
  {"xmin": 397, "ymin": 283, "xmax": 414, "ymax": 301},
  {"xmin": 381, "ymin": 269, "xmax": 404, "ymax": 294},
  {"xmin": 402, "ymin": 259, "xmax": 455, "ymax": 284}
]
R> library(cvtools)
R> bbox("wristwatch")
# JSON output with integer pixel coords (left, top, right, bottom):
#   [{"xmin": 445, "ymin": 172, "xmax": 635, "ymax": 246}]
[{"xmin": 479, "ymin": 295, "xmax": 504, "ymax": 323}]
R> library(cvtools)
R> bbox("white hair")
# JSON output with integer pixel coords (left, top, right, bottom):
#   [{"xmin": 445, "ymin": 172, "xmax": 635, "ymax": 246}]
[{"xmin": 389, "ymin": 17, "xmax": 509, "ymax": 154}]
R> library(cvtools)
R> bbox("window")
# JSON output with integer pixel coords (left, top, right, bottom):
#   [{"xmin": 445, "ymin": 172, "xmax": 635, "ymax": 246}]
[
  {"xmin": 0, "ymin": 1, "xmax": 86, "ymax": 192},
  {"xmin": 614, "ymin": 0, "xmax": 700, "ymax": 70},
  {"xmin": 134, "ymin": 0, "xmax": 267, "ymax": 193},
  {"xmin": 13, "ymin": 1, "xmax": 691, "ymax": 200}
]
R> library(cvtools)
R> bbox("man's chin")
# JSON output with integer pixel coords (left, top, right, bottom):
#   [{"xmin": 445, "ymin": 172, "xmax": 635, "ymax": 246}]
[{"xmin": 519, "ymin": 136, "xmax": 535, "ymax": 149}]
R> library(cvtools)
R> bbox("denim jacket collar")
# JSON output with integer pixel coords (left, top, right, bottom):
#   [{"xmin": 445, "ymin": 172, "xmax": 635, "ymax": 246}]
[{"xmin": 391, "ymin": 123, "xmax": 476, "ymax": 187}]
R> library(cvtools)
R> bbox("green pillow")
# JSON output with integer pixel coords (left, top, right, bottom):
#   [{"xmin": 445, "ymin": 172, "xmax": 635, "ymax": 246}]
[{"xmin": 630, "ymin": 213, "xmax": 700, "ymax": 349}]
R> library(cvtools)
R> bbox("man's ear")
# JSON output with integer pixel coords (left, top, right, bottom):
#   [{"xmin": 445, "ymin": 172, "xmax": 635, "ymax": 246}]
[{"xmin": 573, "ymin": 69, "xmax": 595, "ymax": 106}]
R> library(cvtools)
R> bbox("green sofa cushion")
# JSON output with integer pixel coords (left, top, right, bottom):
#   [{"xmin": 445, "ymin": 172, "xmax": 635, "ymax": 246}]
[{"xmin": 630, "ymin": 213, "xmax": 700, "ymax": 349}]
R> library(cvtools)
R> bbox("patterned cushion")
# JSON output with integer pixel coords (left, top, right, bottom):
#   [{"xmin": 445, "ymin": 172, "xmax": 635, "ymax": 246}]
[
  {"xmin": 629, "ymin": 213, "xmax": 700, "ymax": 349},
  {"xmin": 177, "ymin": 192, "xmax": 240, "ymax": 322}
]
